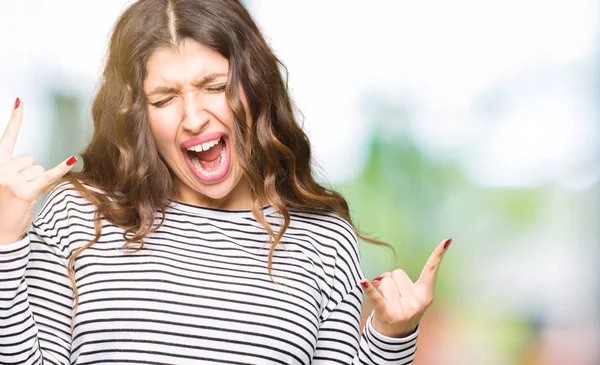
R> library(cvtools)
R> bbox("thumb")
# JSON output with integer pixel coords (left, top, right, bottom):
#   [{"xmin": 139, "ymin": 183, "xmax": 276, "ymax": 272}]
[
  {"xmin": 33, "ymin": 156, "xmax": 77, "ymax": 195},
  {"xmin": 360, "ymin": 279, "xmax": 388, "ymax": 310}
]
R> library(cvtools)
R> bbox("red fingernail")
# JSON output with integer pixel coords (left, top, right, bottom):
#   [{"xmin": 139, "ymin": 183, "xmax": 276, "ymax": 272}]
[
  {"xmin": 66, "ymin": 156, "xmax": 77, "ymax": 166},
  {"xmin": 371, "ymin": 276, "xmax": 383, "ymax": 282},
  {"xmin": 14, "ymin": 98, "xmax": 20, "ymax": 110},
  {"xmin": 443, "ymin": 238, "xmax": 452, "ymax": 250},
  {"xmin": 360, "ymin": 280, "xmax": 369, "ymax": 288}
]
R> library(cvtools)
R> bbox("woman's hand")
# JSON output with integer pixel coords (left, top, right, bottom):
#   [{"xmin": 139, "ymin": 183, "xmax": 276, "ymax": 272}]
[
  {"xmin": 361, "ymin": 238, "xmax": 452, "ymax": 337},
  {"xmin": 0, "ymin": 98, "xmax": 76, "ymax": 245}
]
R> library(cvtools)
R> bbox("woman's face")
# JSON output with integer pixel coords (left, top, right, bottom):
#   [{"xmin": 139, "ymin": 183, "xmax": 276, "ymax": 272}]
[{"xmin": 144, "ymin": 39, "xmax": 251, "ymax": 209}]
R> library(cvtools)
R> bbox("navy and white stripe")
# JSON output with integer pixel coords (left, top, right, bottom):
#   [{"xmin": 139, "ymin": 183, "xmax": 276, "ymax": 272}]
[{"xmin": 0, "ymin": 183, "xmax": 418, "ymax": 364}]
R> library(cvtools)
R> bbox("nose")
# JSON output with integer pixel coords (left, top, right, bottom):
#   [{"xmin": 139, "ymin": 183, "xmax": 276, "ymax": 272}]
[{"xmin": 181, "ymin": 93, "xmax": 210, "ymax": 133}]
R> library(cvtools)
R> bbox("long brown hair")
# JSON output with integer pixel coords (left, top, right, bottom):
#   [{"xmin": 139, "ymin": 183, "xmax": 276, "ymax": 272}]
[{"xmin": 64, "ymin": 0, "xmax": 391, "ymax": 324}]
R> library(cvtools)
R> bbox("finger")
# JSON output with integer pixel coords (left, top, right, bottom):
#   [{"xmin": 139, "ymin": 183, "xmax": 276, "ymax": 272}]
[
  {"xmin": 0, "ymin": 98, "xmax": 24, "ymax": 163},
  {"xmin": 0, "ymin": 154, "xmax": 35, "ymax": 174},
  {"xmin": 12, "ymin": 164, "xmax": 45, "ymax": 183},
  {"xmin": 360, "ymin": 279, "xmax": 388, "ymax": 310},
  {"xmin": 392, "ymin": 269, "xmax": 417, "ymax": 300},
  {"xmin": 371, "ymin": 271, "xmax": 391, "ymax": 284},
  {"xmin": 416, "ymin": 238, "xmax": 451, "ymax": 292},
  {"xmin": 376, "ymin": 276, "xmax": 402, "ymax": 307},
  {"xmin": 31, "ymin": 156, "xmax": 77, "ymax": 193}
]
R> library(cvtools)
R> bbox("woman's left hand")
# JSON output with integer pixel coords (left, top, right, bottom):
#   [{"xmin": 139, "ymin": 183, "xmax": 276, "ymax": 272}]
[{"xmin": 360, "ymin": 238, "xmax": 452, "ymax": 338}]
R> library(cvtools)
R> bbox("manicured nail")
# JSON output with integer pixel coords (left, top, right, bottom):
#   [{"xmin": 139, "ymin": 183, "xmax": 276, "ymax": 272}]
[
  {"xmin": 66, "ymin": 156, "xmax": 77, "ymax": 166},
  {"xmin": 443, "ymin": 238, "xmax": 452, "ymax": 250},
  {"xmin": 371, "ymin": 276, "xmax": 383, "ymax": 283},
  {"xmin": 14, "ymin": 98, "xmax": 20, "ymax": 110},
  {"xmin": 360, "ymin": 280, "xmax": 369, "ymax": 288}
]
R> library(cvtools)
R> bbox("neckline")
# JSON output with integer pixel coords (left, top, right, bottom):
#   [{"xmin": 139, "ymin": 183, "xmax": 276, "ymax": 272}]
[{"xmin": 166, "ymin": 199, "xmax": 277, "ymax": 219}]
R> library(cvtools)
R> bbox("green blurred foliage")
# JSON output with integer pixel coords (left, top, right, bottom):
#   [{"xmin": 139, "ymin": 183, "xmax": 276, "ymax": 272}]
[
  {"xmin": 337, "ymin": 135, "xmax": 463, "ymax": 292},
  {"xmin": 46, "ymin": 90, "xmax": 89, "ymax": 167},
  {"xmin": 337, "ymin": 127, "xmax": 547, "ymax": 303}
]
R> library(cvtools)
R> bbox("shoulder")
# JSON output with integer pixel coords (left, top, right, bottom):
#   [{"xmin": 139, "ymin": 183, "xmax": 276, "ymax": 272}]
[
  {"xmin": 26, "ymin": 181, "xmax": 103, "ymax": 254},
  {"xmin": 286, "ymin": 208, "xmax": 359, "ymax": 253},
  {"xmin": 287, "ymin": 210, "xmax": 365, "ymax": 311},
  {"xmin": 33, "ymin": 181, "xmax": 100, "ymax": 227}
]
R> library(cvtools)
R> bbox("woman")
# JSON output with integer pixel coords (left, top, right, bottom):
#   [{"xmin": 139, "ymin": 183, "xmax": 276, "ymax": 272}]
[{"xmin": 0, "ymin": 0, "xmax": 450, "ymax": 363}]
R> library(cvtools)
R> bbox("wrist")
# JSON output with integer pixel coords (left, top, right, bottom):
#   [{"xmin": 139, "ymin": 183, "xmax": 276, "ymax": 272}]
[{"xmin": 371, "ymin": 316, "xmax": 418, "ymax": 338}]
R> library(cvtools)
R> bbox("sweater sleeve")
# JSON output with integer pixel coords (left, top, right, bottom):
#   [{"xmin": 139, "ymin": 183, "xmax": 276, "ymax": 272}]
[
  {"xmin": 0, "ymin": 186, "xmax": 75, "ymax": 365},
  {"xmin": 311, "ymin": 223, "xmax": 418, "ymax": 364}
]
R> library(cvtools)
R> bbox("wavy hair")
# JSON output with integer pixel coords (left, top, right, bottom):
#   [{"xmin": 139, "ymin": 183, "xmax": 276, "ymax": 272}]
[{"xmin": 63, "ymin": 0, "xmax": 391, "ymax": 324}]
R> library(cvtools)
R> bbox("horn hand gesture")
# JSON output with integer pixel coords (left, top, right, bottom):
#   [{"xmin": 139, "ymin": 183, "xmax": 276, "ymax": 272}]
[
  {"xmin": 361, "ymin": 238, "xmax": 452, "ymax": 337},
  {"xmin": 0, "ymin": 99, "xmax": 77, "ymax": 245}
]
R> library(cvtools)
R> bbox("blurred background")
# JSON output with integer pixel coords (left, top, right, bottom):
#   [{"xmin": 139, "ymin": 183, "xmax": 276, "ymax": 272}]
[{"xmin": 1, "ymin": 0, "xmax": 598, "ymax": 364}]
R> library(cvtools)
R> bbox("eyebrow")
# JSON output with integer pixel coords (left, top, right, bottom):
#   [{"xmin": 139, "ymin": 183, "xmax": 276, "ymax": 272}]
[{"xmin": 145, "ymin": 73, "xmax": 227, "ymax": 98}]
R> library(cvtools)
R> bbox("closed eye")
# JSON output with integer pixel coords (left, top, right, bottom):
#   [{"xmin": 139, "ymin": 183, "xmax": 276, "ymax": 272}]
[
  {"xmin": 205, "ymin": 85, "xmax": 226, "ymax": 93},
  {"xmin": 150, "ymin": 84, "xmax": 225, "ymax": 107},
  {"xmin": 150, "ymin": 97, "xmax": 174, "ymax": 108}
]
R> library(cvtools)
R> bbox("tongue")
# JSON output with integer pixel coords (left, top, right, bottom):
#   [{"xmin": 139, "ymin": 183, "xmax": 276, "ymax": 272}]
[{"xmin": 195, "ymin": 139, "xmax": 223, "ymax": 162}]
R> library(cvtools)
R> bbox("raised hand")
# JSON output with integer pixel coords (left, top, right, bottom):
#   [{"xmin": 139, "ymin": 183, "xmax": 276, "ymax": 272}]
[
  {"xmin": 0, "ymin": 98, "xmax": 77, "ymax": 245},
  {"xmin": 360, "ymin": 238, "xmax": 452, "ymax": 337}
]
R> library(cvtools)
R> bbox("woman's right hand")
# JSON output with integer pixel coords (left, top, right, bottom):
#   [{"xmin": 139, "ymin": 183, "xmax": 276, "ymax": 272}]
[{"xmin": 0, "ymin": 98, "xmax": 77, "ymax": 246}]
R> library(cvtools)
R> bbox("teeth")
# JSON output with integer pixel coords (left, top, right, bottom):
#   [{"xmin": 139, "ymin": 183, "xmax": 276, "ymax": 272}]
[
  {"xmin": 189, "ymin": 140, "xmax": 227, "ymax": 176},
  {"xmin": 186, "ymin": 137, "xmax": 221, "ymax": 152}
]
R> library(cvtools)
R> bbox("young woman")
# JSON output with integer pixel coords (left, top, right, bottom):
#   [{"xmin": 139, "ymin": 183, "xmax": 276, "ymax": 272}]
[{"xmin": 0, "ymin": 0, "xmax": 450, "ymax": 364}]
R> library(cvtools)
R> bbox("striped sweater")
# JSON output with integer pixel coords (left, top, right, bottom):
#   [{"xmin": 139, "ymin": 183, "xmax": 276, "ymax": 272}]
[{"xmin": 0, "ymin": 183, "xmax": 418, "ymax": 364}]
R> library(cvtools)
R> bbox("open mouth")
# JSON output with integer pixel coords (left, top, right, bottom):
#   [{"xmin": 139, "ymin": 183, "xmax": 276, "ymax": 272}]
[{"xmin": 182, "ymin": 134, "xmax": 231, "ymax": 183}]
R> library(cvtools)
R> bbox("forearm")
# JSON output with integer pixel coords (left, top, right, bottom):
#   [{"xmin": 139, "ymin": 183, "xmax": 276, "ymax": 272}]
[
  {"xmin": 0, "ymin": 236, "xmax": 44, "ymax": 365},
  {"xmin": 1, "ymin": 228, "xmax": 74, "ymax": 365},
  {"xmin": 354, "ymin": 312, "xmax": 418, "ymax": 364}
]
